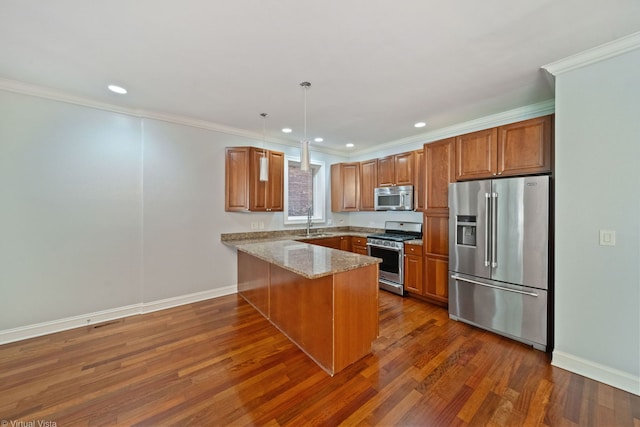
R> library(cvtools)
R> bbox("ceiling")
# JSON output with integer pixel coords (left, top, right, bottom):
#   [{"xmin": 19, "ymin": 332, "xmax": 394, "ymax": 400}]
[{"xmin": 1, "ymin": 1, "xmax": 639, "ymax": 154}]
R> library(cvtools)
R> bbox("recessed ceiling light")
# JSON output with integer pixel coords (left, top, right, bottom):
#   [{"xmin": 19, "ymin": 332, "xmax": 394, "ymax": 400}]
[
  {"xmin": 314, "ymin": 137, "xmax": 323, "ymax": 142},
  {"xmin": 346, "ymin": 143, "xmax": 354, "ymax": 148},
  {"xmin": 282, "ymin": 128, "xmax": 292, "ymax": 133},
  {"xmin": 414, "ymin": 122, "xmax": 426, "ymax": 128},
  {"xmin": 108, "ymin": 84, "xmax": 127, "ymax": 94}
]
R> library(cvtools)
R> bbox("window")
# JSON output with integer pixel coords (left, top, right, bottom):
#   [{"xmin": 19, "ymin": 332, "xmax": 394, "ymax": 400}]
[{"xmin": 283, "ymin": 157, "xmax": 325, "ymax": 225}]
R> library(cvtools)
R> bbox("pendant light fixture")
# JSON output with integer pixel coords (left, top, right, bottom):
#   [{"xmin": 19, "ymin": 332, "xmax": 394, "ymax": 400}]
[
  {"xmin": 300, "ymin": 81, "xmax": 311, "ymax": 172},
  {"xmin": 259, "ymin": 113, "xmax": 269, "ymax": 182}
]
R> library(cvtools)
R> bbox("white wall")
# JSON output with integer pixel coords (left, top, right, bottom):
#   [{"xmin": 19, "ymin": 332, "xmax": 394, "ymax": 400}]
[
  {"xmin": 0, "ymin": 92, "xmax": 143, "ymax": 330},
  {"xmin": 553, "ymin": 48, "xmax": 640, "ymax": 395},
  {"xmin": 0, "ymin": 90, "xmax": 349, "ymax": 341}
]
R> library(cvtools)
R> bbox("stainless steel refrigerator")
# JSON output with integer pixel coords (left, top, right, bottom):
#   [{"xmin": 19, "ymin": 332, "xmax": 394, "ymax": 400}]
[{"xmin": 448, "ymin": 175, "xmax": 550, "ymax": 351}]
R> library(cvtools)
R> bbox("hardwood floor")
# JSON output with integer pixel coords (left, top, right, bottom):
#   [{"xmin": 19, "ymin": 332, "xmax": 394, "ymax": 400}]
[{"xmin": 1, "ymin": 292, "xmax": 639, "ymax": 426}]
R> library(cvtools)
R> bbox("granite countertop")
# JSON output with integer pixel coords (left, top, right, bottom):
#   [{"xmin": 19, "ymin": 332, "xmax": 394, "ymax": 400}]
[
  {"xmin": 405, "ymin": 239, "xmax": 423, "ymax": 245},
  {"xmin": 235, "ymin": 240, "xmax": 381, "ymax": 279},
  {"xmin": 222, "ymin": 227, "xmax": 383, "ymax": 279},
  {"xmin": 221, "ymin": 227, "xmax": 379, "ymax": 246}
]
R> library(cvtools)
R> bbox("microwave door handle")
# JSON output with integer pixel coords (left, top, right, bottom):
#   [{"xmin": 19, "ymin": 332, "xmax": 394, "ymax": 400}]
[
  {"xmin": 400, "ymin": 194, "xmax": 404, "ymax": 207},
  {"xmin": 484, "ymin": 193, "xmax": 490, "ymax": 267}
]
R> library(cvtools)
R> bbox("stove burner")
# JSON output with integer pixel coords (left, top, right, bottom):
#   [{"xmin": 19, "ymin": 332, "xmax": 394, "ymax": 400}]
[{"xmin": 367, "ymin": 233, "xmax": 418, "ymax": 242}]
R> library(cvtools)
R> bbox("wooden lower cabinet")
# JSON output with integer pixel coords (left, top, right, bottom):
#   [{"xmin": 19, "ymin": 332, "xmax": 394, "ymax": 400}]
[
  {"xmin": 304, "ymin": 235, "xmax": 366, "ymax": 254},
  {"xmin": 237, "ymin": 251, "xmax": 270, "ymax": 317},
  {"xmin": 237, "ymin": 251, "xmax": 379, "ymax": 375},
  {"xmin": 404, "ymin": 243, "xmax": 423, "ymax": 294},
  {"xmin": 300, "ymin": 236, "xmax": 342, "ymax": 249},
  {"xmin": 339, "ymin": 236, "xmax": 351, "ymax": 251},
  {"xmin": 406, "ymin": 213, "xmax": 449, "ymax": 307},
  {"xmin": 424, "ymin": 254, "xmax": 449, "ymax": 305},
  {"xmin": 351, "ymin": 236, "xmax": 368, "ymax": 255}
]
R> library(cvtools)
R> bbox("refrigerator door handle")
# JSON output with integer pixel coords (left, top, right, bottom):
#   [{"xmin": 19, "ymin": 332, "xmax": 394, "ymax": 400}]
[
  {"xmin": 491, "ymin": 192, "xmax": 498, "ymax": 268},
  {"xmin": 450, "ymin": 275, "xmax": 539, "ymax": 297},
  {"xmin": 484, "ymin": 193, "xmax": 491, "ymax": 267}
]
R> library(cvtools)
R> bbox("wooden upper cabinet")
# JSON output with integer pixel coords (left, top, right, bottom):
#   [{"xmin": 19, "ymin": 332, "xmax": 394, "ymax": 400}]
[
  {"xmin": 455, "ymin": 115, "xmax": 553, "ymax": 181},
  {"xmin": 497, "ymin": 115, "xmax": 552, "ymax": 176},
  {"xmin": 266, "ymin": 150, "xmax": 284, "ymax": 211},
  {"xmin": 394, "ymin": 152, "xmax": 414, "ymax": 185},
  {"xmin": 425, "ymin": 138, "xmax": 455, "ymax": 212},
  {"xmin": 377, "ymin": 155, "xmax": 395, "ymax": 187},
  {"xmin": 414, "ymin": 149, "xmax": 425, "ymax": 212},
  {"xmin": 455, "ymin": 128, "xmax": 498, "ymax": 181},
  {"xmin": 225, "ymin": 146, "xmax": 284, "ymax": 212},
  {"xmin": 377, "ymin": 151, "xmax": 414, "ymax": 187},
  {"xmin": 225, "ymin": 147, "xmax": 250, "ymax": 211},
  {"xmin": 249, "ymin": 148, "xmax": 269, "ymax": 211},
  {"xmin": 359, "ymin": 159, "xmax": 378, "ymax": 211},
  {"xmin": 331, "ymin": 162, "xmax": 360, "ymax": 212}
]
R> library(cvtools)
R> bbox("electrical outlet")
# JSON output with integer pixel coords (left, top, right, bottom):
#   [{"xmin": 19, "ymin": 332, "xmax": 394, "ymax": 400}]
[
  {"xmin": 251, "ymin": 222, "xmax": 258, "ymax": 230},
  {"xmin": 599, "ymin": 229, "xmax": 616, "ymax": 246},
  {"xmin": 259, "ymin": 221, "xmax": 264, "ymax": 229}
]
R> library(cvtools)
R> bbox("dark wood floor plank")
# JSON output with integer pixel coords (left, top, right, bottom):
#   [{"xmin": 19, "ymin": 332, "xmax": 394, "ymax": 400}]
[{"xmin": 1, "ymin": 292, "xmax": 639, "ymax": 426}]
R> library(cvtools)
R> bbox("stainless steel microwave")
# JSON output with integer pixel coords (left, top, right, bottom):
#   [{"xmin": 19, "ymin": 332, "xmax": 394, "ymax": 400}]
[{"xmin": 374, "ymin": 185, "xmax": 414, "ymax": 211}]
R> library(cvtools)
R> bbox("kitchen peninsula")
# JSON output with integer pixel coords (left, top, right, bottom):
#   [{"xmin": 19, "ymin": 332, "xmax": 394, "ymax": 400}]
[{"xmin": 225, "ymin": 237, "xmax": 380, "ymax": 375}]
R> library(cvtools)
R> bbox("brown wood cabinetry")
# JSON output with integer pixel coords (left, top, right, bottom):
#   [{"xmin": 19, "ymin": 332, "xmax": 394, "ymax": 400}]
[
  {"xmin": 497, "ymin": 115, "xmax": 552, "ymax": 176},
  {"xmin": 425, "ymin": 138, "xmax": 455, "ymax": 212},
  {"xmin": 424, "ymin": 254, "xmax": 449, "ymax": 305},
  {"xmin": 416, "ymin": 138, "xmax": 455, "ymax": 306},
  {"xmin": 414, "ymin": 148, "xmax": 425, "ymax": 212},
  {"xmin": 331, "ymin": 163, "xmax": 360, "ymax": 212},
  {"xmin": 300, "ymin": 236, "xmax": 342, "ymax": 249},
  {"xmin": 421, "ymin": 213, "xmax": 450, "ymax": 306},
  {"xmin": 404, "ymin": 243, "xmax": 423, "ymax": 294},
  {"xmin": 455, "ymin": 115, "xmax": 552, "ymax": 181},
  {"xmin": 424, "ymin": 214, "xmax": 449, "ymax": 256},
  {"xmin": 225, "ymin": 147, "xmax": 251, "ymax": 212},
  {"xmin": 237, "ymin": 250, "xmax": 379, "ymax": 375},
  {"xmin": 377, "ymin": 151, "xmax": 414, "ymax": 187},
  {"xmin": 339, "ymin": 236, "xmax": 351, "ymax": 251},
  {"xmin": 225, "ymin": 146, "xmax": 284, "ymax": 212},
  {"xmin": 351, "ymin": 237, "xmax": 368, "ymax": 255},
  {"xmin": 359, "ymin": 159, "xmax": 378, "ymax": 211},
  {"xmin": 455, "ymin": 128, "xmax": 498, "ymax": 181}
]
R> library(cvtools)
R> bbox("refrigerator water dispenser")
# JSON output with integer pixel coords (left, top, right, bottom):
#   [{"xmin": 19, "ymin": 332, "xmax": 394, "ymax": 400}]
[{"xmin": 456, "ymin": 215, "xmax": 477, "ymax": 247}]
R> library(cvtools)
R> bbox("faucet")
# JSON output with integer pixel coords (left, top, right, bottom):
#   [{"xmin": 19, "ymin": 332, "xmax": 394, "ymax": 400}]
[{"xmin": 306, "ymin": 207, "xmax": 313, "ymax": 235}]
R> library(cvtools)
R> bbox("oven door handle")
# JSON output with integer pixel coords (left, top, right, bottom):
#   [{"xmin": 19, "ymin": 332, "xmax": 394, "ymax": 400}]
[{"xmin": 366, "ymin": 242, "xmax": 402, "ymax": 251}]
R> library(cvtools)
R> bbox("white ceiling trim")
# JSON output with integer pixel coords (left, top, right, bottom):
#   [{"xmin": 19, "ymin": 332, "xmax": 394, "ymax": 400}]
[
  {"xmin": 0, "ymin": 76, "xmax": 554, "ymax": 159},
  {"xmin": 355, "ymin": 99, "xmax": 556, "ymax": 156},
  {"xmin": 0, "ymin": 77, "xmax": 290, "ymax": 145},
  {"xmin": 542, "ymin": 31, "xmax": 640, "ymax": 76},
  {"xmin": 0, "ymin": 77, "xmax": 351, "ymax": 157}
]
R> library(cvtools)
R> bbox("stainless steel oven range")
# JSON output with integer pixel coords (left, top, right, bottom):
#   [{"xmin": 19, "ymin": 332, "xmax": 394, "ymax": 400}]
[{"xmin": 367, "ymin": 221, "xmax": 422, "ymax": 296}]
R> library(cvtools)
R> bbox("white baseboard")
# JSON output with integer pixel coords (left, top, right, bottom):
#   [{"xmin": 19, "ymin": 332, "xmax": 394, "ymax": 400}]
[
  {"xmin": 0, "ymin": 286, "xmax": 238, "ymax": 345},
  {"xmin": 552, "ymin": 350, "xmax": 640, "ymax": 396},
  {"xmin": 141, "ymin": 286, "xmax": 237, "ymax": 314}
]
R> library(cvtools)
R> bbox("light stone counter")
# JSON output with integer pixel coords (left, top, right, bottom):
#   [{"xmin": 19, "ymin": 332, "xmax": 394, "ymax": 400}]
[{"xmin": 234, "ymin": 240, "xmax": 380, "ymax": 280}]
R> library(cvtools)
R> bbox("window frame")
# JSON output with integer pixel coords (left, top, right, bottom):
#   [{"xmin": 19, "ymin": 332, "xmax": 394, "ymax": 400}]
[{"xmin": 283, "ymin": 156, "xmax": 326, "ymax": 225}]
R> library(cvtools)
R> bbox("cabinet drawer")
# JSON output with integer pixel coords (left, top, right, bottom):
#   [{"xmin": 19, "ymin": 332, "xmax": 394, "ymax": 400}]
[
  {"xmin": 352, "ymin": 237, "xmax": 367, "ymax": 246},
  {"xmin": 404, "ymin": 243, "xmax": 423, "ymax": 256}
]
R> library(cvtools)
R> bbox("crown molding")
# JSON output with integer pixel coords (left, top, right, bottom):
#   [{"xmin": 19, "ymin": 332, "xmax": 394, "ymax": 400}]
[
  {"xmin": 0, "ymin": 77, "xmax": 310, "ymax": 149},
  {"xmin": 542, "ymin": 31, "xmax": 640, "ymax": 76},
  {"xmin": 352, "ymin": 99, "xmax": 556, "ymax": 157},
  {"xmin": 0, "ymin": 77, "xmax": 554, "ymax": 159}
]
